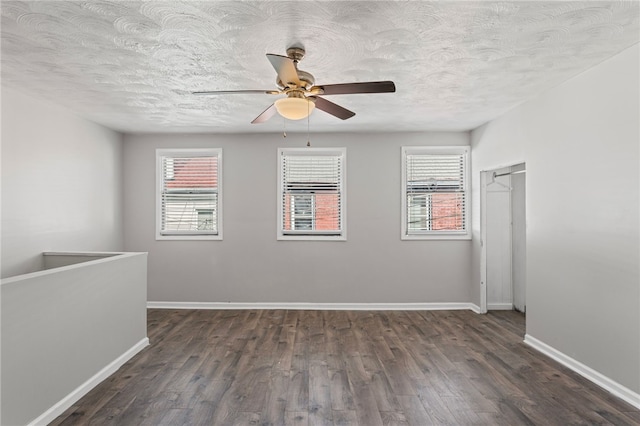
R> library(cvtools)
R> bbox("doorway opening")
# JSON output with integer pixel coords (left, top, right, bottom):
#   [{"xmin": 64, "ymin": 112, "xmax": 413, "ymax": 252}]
[{"xmin": 480, "ymin": 163, "xmax": 526, "ymax": 317}]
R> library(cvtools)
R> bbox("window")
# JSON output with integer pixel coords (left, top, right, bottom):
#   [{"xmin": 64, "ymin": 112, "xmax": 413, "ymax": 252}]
[
  {"xmin": 278, "ymin": 148, "xmax": 346, "ymax": 240},
  {"xmin": 401, "ymin": 146, "xmax": 469, "ymax": 240},
  {"xmin": 157, "ymin": 149, "xmax": 222, "ymax": 240}
]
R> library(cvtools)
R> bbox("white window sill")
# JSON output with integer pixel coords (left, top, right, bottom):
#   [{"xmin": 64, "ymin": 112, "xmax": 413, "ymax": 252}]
[
  {"xmin": 277, "ymin": 234, "xmax": 346, "ymax": 242},
  {"xmin": 401, "ymin": 233, "xmax": 471, "ymax": 241},
  {"xmin": 156, "ymin": 234, "xmax": 223, "ymax": 241}
]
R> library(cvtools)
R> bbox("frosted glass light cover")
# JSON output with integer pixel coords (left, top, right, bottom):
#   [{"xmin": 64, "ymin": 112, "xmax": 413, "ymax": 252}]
[{"xmin": 274, "ymin": 97, "xmax": 315, "ymax": 120}]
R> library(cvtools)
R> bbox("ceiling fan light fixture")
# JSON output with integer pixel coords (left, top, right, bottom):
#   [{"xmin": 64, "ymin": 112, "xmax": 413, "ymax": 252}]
[
  {"xmin": 193, "ymin": 47, "xmax": 393, "ymax": 124},
  {"xmin": 274, "ymin": 96, "xmax": 315, "ymax": 120}
]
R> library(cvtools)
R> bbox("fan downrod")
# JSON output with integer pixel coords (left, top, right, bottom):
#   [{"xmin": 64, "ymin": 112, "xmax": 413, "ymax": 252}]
[{"xmin": 286, "ymin": 46, "xmax": 306, "ymax": 63}]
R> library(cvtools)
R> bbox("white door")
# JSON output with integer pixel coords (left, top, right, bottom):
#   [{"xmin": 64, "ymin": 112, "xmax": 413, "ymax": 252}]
[
  {"xmin": 486, "ymin": 174, "xmax": 513, "ymax": 310},
  {"xmin": 511, "ymin": 172, "xmax": 526, "ymax": 312}
]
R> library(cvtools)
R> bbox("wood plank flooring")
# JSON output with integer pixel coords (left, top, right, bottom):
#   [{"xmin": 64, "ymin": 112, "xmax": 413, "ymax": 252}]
[{"xmin": 51, "ymin": 309, "xmax": 640, "ymax": 425}]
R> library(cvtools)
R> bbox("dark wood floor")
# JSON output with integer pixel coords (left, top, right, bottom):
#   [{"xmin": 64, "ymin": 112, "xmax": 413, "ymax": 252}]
[{"xmin": 51, "ymin": 309, "xmax": 640, "ymax": 425}]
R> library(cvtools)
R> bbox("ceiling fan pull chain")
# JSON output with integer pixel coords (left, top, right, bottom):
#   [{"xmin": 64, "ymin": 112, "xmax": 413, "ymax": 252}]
[
  {"xmin": 283, "ymin": 116, "xmax": 287, "ymax": 138},
  {"xmin": 306, "ymin": 101, "xmax": 311, "ymax": 147}
]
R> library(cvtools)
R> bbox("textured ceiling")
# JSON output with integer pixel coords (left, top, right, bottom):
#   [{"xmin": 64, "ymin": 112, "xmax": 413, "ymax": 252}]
[{"xmin": 1, "ymin": 1, "xmax": 639, "ymax": 134}]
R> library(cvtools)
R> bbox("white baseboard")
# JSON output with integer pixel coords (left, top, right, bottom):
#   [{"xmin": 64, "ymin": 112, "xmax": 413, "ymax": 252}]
[
  {"xmin": 147, "ymin": 301, "xmax": 481, "ymax": 312},
  {"xmin": 28, "ymin": 337, "xmax": 150, "ymax": 426},
  {"xmin": 487, "ymin": 302, "xmax": 513, "ymax": 310},
  {"xmin": 524, "ymin": 334, "xmax": 640, "ymax": 409},
  {"xmin": 469, "ymin": 303, "xmax": 482, "ymax": 314}
]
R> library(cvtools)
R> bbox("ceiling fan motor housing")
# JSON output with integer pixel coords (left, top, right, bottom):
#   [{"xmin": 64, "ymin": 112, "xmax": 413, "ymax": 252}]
[
  {"xmin": 295, "ymin": 69, "xmax": 315, "ymax": 89},
  {"xmin": 285, "ymin": 90, "xmax": 314, "ymax": 102},
  {"xmin": 276, "ymin": 68, "xmax": 315, "ymax": 90},
  {"xmin": 275, "ymin": 46, "xmax": 315, "ymax": 90}
]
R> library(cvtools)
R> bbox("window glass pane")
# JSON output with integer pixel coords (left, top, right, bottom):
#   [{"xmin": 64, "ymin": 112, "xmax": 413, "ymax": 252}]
[
  {"xmin": 197, "ymin": 209, "xmax": 215, "ymax": 231},
  {"xmin": 162, "ymin": 193, "xmax": 217, "ymax": 232},
  {"xmin": 430, "ymin": 193, "xmax": 464, "ymax": 231},
  {"xmin": 315, "ymin": 193, "xmax": 340, "ymax": 231},
  {"xmin": 408, "ymin": 194, "xmax": 429, "ymax": 230},
  {"xmin": 292, "ymin": 194, "xmax": 313, "ymax": 230}
]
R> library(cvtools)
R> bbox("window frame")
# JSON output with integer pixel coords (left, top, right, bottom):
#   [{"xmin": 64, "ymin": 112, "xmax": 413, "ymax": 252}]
[
  {"xmin": 156, "ymin": 148, "xmax": 223, "ymax": 241},
  {"xmin": 277, "ymin": 147, "xmax": 347, "ymax": 241},
  {"xmin": 401, "ymin": 146, "xmax": 470, "ymax": 240}
]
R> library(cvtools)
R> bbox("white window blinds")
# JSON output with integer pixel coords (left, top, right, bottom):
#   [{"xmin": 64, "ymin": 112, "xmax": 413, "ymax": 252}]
[
  {"xmin": 278, "ymin": 148, "xmax": 345, "ymax": 239},
  {"xmin": 157, "ymin": 149, "xmax": 221, "ymax": 239},
  {"xmin": 402, "ymin": 146, "xmax": 469, "ymax": 239}
]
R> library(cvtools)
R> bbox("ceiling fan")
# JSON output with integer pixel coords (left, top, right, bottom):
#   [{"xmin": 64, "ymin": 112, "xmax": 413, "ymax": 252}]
[{"xmin": 193, "ymin": 46, "xmax": 396, "ymax": 124}]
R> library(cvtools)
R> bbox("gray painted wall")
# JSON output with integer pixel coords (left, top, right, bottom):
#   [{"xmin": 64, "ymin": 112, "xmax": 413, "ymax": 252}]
[
  {"xmin": 123, "ymin": 132, "xmax": 472, "ymax": 304},
  {"xmin": 1, "ymin": 88, "xmax": 125, "ymax": 278},
  {"xmin": 43, "ymin": 252, "xmax": 119, "ymax": 269},
  {"xmin": 470, "ymin": 44, "xmax": 639, "ymax": 393},
  {"xmin": 1, "ymin": 252, "xmax": 148, "ymax": 426}
]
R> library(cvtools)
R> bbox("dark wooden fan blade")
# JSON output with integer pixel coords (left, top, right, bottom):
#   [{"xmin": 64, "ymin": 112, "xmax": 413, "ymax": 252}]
[
  {"xmin": 251, "ymin": 104, "xmax": 278, "ymax": 124},
  {"xmin": 193, "ymin": 90, "xmax": 278, "ymax": 95},
  {"xmin": 266, "ymin": 54, "xmax": 301, "ymax": 88},
  {"xmin": 313, "ymin": 97, "xmax": 355, "ymax": 120},
  {"xmin": 313, "ymin": 81, "xmax": 396, "ymax": 95}
]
